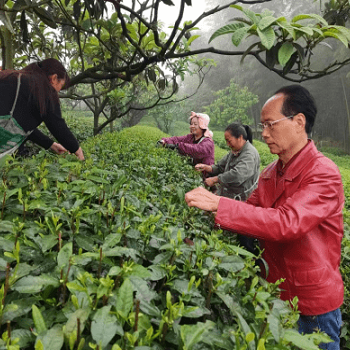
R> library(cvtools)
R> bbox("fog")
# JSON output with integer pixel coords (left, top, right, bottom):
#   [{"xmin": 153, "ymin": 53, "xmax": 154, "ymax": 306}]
[{"xmin": 177, "ymin": 0, "xmax": 350, "ymax": 152}]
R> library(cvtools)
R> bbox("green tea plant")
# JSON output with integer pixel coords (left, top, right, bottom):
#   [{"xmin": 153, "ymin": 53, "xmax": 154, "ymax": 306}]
[
  {"xmin": 340, "ymin": 224, "xmax": 350, "ymax": 349},
  {"xmin": 212, "ymin": 131, "xmax": 229, "ymax": 152},
  {"xmin": 17, "ymin": 112, "xmax": 95, "ymax": 158},
  {"xmin": 0, "ymin": 125, "xmax": 336, "ymax": 349}
]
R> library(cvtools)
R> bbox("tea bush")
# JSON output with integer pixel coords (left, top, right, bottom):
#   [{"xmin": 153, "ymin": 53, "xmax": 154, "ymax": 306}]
[
  {"xmin": 212, "ymin": 131, "xmax": 228, "ymax": 152},
  {"xmin": 61, "ymin": 113, "xmax": 95, "ymax": 142},
  {"xmin": 340, "ymin": 224, "xmax": 350, "ymax": 349},
  {"xmin": 17, "ymin": 112, "xmax": 95, "ymax": 158},
  {"xmin": 0, "ymin": 126, "xmax": 341, "ymax": 350},
  {"xmin": 338, "ymin": 166, "xmax": 350, "ymax": 348}
]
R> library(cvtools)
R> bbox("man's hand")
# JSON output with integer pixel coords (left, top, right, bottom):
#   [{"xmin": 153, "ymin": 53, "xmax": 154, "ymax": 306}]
[
  {"xmin": 185, "ymin": 186, "xmax": 221, "ymax": 212},
  {"xmin": 50, "ymin": 142, "xmax": 67, "ymax": 154},
  {"xmin": 204, "ymin": 176, "xmax": 218, "ymax": 187},
  {"xmin": 195, "ymin": 163, "xmax": 212, "ymax": 173}
]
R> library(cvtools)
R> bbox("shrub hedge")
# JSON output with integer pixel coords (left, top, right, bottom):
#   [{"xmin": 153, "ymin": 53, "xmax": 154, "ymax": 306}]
[{"xmin": 0, "ymin": 125, "xmax": 347, "ymax": 350}]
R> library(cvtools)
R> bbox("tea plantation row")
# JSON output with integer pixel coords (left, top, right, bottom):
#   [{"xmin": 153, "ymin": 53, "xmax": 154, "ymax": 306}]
[{"xmin": 0, "ymin": 125, "xmax": 348, "ymax": 350}]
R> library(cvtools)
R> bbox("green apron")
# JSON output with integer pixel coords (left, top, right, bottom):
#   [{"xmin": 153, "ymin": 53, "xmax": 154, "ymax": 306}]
[{"xmin": 0, "ymin": 74, "xmax": 32, "ymax": 159}]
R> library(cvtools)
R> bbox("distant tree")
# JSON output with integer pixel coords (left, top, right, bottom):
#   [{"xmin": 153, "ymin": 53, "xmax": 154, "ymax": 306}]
[
  {"xmin": 145, "ymin": 100, "xmax": 188, "ymax": 134},
  {"xmin": 204, "ymin": 80, "xmax": 258, "ymax": 128}
]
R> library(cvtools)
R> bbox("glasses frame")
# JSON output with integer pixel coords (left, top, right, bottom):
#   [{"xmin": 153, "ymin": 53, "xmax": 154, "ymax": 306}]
[{"xmin": 257, "ymin": 115, "xmax": 294, "ymax": 132}]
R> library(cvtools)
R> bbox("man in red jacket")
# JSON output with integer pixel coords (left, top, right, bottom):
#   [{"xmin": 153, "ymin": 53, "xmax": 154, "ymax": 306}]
[{"xmin": 185, "ymin": 85, "xmax": 344, "ymax": 350}]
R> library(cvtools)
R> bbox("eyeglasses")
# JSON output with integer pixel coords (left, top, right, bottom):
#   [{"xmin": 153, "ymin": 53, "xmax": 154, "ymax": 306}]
[{"xmin": 257, "ymin": 115, "xmax": 294, "ymax": 132}]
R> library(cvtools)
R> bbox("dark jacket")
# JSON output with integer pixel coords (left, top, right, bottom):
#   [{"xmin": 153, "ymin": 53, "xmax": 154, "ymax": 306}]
[{"xmin": 0, "ymin": 74, "xmax": 79, "ymax": 152}]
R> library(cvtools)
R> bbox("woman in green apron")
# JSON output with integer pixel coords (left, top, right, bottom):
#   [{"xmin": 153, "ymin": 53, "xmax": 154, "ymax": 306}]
[{"xmin": 0, "ymin": 58, "xmax": 84, "ymax": 160}]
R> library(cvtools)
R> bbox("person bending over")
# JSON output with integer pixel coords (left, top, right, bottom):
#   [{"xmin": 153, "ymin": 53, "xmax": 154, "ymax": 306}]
[{"xmin": 0, "ymin": 58, "xmax": 84, "ymax": 160}]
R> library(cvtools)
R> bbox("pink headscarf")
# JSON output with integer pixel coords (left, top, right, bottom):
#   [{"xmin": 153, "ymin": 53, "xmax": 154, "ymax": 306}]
[{"xmin": 189, "ymin": 111, "xmax": 213, "ymax": 138}]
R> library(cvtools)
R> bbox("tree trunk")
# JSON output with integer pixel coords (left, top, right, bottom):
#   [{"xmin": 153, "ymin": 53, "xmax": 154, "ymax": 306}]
[
  {"xmin": 93, "ymin": 111, "xmax": 99, "ymax": 136},
  {"xmin": 341, "ymin": 77, "xmax": 350, "ymax": 153},
  {"xmin": 0, "ymin": 27, "xmax": 14, "ymax": 70},
  {"xmin": 109, "ymin": 106, "xmax": 117, "ymax": 132}
]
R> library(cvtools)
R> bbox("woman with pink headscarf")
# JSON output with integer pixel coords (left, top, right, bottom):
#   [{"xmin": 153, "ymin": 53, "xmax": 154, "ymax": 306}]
[{"xmin": 158, "ymin": 112, "xmax": 214, "ymax": 172}]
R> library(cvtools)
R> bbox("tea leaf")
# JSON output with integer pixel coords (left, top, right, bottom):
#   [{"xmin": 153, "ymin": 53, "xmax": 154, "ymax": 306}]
[
  {"xmin": 108, "ymin": 266, "xmax": 122, "ymax": 276},
  {"xmin": 66, "ymin": 281, "xmax": 87, "ymax": 293},
  {"xmin": 36, "ymin": 325, "xmax": 64, "ymax": 350},
  {"xmin": 70, "ymin": 252, "xmax": 99, "ymax": 266},
  {"xmin": 91, "ymin": 305, "xmax": 123, "ymax": 347},
  {"xmin": 12, "ymin": 275, "xmax": 59, "ymax": 293},
  {"xmin": 116, "ymin": 279, "xmax": 134, "ymax": 320},
  {"xmin": 148, "ymin": 265, "xmax": 167, "ymax": 281},
  {"xmin": 180, "ymin": 320, "xmax": 215, "ymax": 350},
  {"xmin": 32, "ymin": 305, "xmax": 47, "ymax": 334},
  {"xmin": 35, "ymin": 339, "xmax": 44, "ymax": 350},
  {"xmin": 37, "ymin": 235, "xmax": 58, "ymax": 253},
  {"xmin": 102, "ymin": 233, "xmax": 122, "ymax": 249},
  {"xmin": 267, "ymin": 313, "xmax": 282, "ymax": 342},
  {"xmin": 11, "ymin": 329, "xmax": 33, "ymax": 348},
  {"xmin": 57, "ymin": 242, "xmax": 73, "ymax": 269},
  {"xmin": 2, "ymin": 298, "xmax": 35, "ymax": 324},
  {"xmin": 0, "ymin": 220, "xmax": 15, "ymax": 232},
  {"xmin": 182, "ymin": 306, "xmax": 210, "ymax": 318},
  {"xmin": 130, "ymin": 277, "xmax": 157, "ymax": 303},
  {"xmin": 64, "ymin": 308, "xmax": 91, "ymax": 336},
  {"xmin": 283, "ymin": 329, "xmax": 319, "ymax": 350},
  {"xmin": 0, "ymin": 236, "xmax": 16, "ymax": 251}
]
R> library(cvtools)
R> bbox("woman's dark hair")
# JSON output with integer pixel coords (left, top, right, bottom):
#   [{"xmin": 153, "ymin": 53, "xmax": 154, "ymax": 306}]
[
  {"xmin": 225, "ymin": 123, "xmax": 253, "ymax": 144},
  {"xmin": 0, "ymin": 58, "xmax": 70, "ymax": 115},
  {"xmin": 274, "ymin": 85, "xmax": 317, "ymax": 134}
]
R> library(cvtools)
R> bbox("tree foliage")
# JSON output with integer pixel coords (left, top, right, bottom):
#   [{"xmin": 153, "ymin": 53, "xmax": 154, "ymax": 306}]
[
  {"xmin": 323, "ymin": 0, "xmax": 350, "ymax": 26},
  {"xmin": 2, "ymin": 0, "xmax": 350, "ymax": 83},
  {"xmin": 209, "ymin": 3, "xmax": 350, "ymax": 82},
  {"xmin": 1, "ymin": 0, "xmax": 350, "ymax": 133},
  {"xmin": 204, "ymin": 79, "xmax": 259, "ymax": 128}
]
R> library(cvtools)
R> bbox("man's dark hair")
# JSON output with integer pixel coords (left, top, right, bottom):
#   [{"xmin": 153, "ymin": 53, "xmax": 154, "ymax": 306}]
[{"xmin": 274, "ymin": 85, "xmax": 317, "ymax": 134}]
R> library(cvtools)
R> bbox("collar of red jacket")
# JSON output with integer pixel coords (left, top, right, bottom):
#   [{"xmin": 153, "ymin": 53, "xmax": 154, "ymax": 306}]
[{"xmin": 261, "ymin": 139, "xmax": 316, "ymax": 180}]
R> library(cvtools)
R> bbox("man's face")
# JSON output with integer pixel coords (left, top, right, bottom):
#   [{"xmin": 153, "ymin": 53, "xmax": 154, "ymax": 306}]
[{"xmin": 260, "ymin": 94, "xmax": 299, "ymax": 157}]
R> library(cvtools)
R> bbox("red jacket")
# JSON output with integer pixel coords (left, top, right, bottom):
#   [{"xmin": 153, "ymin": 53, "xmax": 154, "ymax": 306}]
[
  {"xmin": 162, "ymin": 134, "xmax": 214, "ymax": 166},
  {"xmin": 215, "ymin": 140, "xmax": 344, "ymax": 315}
]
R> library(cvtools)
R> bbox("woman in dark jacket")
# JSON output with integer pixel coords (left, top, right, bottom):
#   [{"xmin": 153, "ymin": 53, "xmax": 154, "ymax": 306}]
[{"xmin": 0, "ymin": 58, "xmax": 84, "ymax": 160}]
